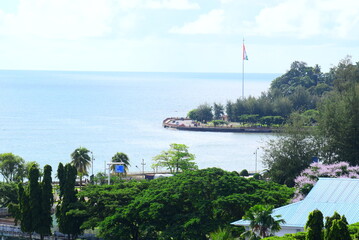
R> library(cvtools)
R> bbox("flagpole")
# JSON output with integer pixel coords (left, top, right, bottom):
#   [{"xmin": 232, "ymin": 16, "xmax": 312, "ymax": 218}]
[{"xmin": 242, "ymin": 38, "xmax": 244, "ymax": 99}]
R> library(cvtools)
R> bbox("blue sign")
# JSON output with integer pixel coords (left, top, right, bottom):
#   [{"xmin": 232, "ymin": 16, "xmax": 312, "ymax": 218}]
[{"xmin": 115, "ymin": 165, "xmax": 124, "ymax": 173}]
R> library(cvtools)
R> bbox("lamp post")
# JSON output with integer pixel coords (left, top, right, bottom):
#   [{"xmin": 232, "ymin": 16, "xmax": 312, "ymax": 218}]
[
  {"xmin": 141, "ymin": 159, "xmax": 146, "ymax": 174},
  {"xmin": 254, "ymin": 148, "xmax": 259, "ymax": 173},
  {"xmin": 90, "ymin": 151, "xmax": 95, "ymax": 177}
]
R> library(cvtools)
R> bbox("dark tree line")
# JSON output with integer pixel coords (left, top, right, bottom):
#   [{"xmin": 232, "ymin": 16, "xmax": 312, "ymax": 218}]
[
  {"xmin": 188, "ymin": 60, "xmax": 337, "ymax": 125},
  {"xmin": 9, "ymin": 164, "xmax": 53, "ymax": 240}
]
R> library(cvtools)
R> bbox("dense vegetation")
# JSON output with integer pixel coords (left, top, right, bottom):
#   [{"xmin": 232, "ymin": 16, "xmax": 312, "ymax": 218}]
[
  {"xmin": 76, "ymin": 168, "xmax": 293, "ymax": 240},
  {"xmin": 186, "ymin": 57, "xmax": 359, "ymax": 187},
  {"xmin": 188, "ymin": 61, "xmax": 335, "ymax": 125},
  {"xmin": 264, "ymin": 210, "xmax": 359, "ymax": 240},
  {"xmin": 263, "ymin": 57, "xmax": 359, "ymax": 187}
]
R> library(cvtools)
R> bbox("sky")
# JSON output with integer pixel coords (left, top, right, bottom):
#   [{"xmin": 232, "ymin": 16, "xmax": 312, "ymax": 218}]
[{"xmin": 0, "ymin": 0, "xmax": 358, "ymax": 73}]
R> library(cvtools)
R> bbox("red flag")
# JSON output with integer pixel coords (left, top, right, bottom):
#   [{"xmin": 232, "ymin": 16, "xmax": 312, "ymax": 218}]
[{"xmin": 243, "ymin": 44, "xmax": 248, "ymax": 60}]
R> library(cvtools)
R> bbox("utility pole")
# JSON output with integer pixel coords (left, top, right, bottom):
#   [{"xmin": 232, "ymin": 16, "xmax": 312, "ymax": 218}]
[{"xmin": 141, "ymin": 159, "xmax": 146, "ymax": 174}]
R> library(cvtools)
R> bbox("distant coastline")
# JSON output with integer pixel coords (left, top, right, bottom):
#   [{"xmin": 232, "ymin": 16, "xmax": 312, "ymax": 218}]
[{"xmin": 163, "ymin": 117, "xmax": 277, "ymax": 133}]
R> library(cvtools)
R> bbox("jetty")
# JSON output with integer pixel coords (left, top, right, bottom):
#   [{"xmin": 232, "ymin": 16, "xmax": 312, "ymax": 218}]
[{"xmin": 163, "ymin": 117, "xmax": 276, "ymax": 133}]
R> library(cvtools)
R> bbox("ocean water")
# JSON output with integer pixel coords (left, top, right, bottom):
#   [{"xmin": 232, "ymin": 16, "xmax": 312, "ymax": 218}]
[{"xmin": 0, "ymin": 70, "xmax": 280, "ymax": 177}]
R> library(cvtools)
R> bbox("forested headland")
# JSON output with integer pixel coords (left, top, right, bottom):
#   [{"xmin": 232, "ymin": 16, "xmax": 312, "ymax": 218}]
[{"xmin": 187, "ymin": 57, "xmax": 357, "ymax": 128}]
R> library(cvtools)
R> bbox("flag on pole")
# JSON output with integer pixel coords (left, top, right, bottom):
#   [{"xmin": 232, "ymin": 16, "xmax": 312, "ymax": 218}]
[{"xmin": 243, "ymin": 44, "xmax": 248, "ymax": 60}]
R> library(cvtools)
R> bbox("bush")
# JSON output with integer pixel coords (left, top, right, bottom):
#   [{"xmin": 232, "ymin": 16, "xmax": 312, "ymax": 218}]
[
  {"xmin": 239, "ymin": 169, "xmax": 249, "ymax": 177},
  {"xmin": 253, "ymin": 173, "xmax": 262, "ymax": 180}
]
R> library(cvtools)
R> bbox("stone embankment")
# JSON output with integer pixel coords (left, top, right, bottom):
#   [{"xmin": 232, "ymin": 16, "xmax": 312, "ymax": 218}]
[{"xmin": 163, "ymin": 117, "xmax": 275, "ymax": 133}]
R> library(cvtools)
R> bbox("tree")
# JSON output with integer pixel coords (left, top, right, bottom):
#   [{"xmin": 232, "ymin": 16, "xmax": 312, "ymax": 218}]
[
  {"xmin": 97, "ymin": 168, "xmax": 293, "ymax": 240},
  {"xmin": 111, "ymin": 152, "xmax": 130, "ymax": 176},
  {"xmin": 77, "ymin": 180, "xmax": 149, "ymax": 231},
  {"xmin": 241, "ymin": 205, "xmax": 285, "ymax": 239},
  {"xmin": 263, "ymin": 114, "xmax": 318, "ymax": 187},
  {"xmin": 213, "ymin": 102, "xmax": 225, "ymax": 120},
  {"xmin": 152, "ymin": 143, "xmax": 197, "ymax": 173},
  {"xmin": 326, "ymin": 219, "xmax": 351, "ymax": 240},
  {"xmin": 0, "ymin": 182, "xmax": 18, "ymax": 208},
  {"xmin": 305, "ymin": 209, "xmax": 323, "ymax": 240},
  {"xmin": 71, "ymin": 147, "xmax": 91, "ymax": 187},
  {"xmin": 187, "ymin": 103, "xmax": 213, "ymax": 122},
  {"xmin": 324, "ymin": 212, "xmax": 351, "ymax": 240},
  {"xmin": 56, "ymin": 163, "xmax": 85, "ymax": 240},
  {"xmin": 13, "ymin": 164, "xmax": 49, "ymax": 239},
  {"xmin": 0, "ymin": 153, "xmax": 25, "ymax": 182},
  {"xmin": 317, "ymin": 84, "xmax": 359, "ymax": 165},
  {"xmin": 28, "ymin": 165, "xmax": 42, "ymax": 236},
  {"xmin": 239, "ymin": 169, "xmax": 249, "ymax": 177},
  {"xmin": 38, "ymin": 165, "xmax": 53, "ymax": 239},
  {"xmin": 18, "ymin": 182, "xmax": 32, "ymax": 237}
]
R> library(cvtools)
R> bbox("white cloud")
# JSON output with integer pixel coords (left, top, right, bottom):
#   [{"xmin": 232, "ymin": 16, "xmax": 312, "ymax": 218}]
[
  {"xmin": 116, "ymin": 0, "xmax": 199, "ymax": 10},
  {"xmin": 0, "ymin": 0, "xmax": 200, "ymax": 40},
  {"xmin": 0, "ymin": 0, "xmax": 114, "ymax": 39},
  {"xmin": 248, "ymin": 0, "xmax": 359, "ymax": 39},
  {"xmin": 145, "ymin": 0, "xmax": 200, "ymax": 9},
  {"xmin": 169, "ymin": 9, "xmax": 224, "ymax": 34}
]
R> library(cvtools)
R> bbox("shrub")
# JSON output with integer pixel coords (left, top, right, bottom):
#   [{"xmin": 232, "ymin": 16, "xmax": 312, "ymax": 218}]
[{"xmin": 239, "ymin": 169, "xmax": 249, "ymax": 177}]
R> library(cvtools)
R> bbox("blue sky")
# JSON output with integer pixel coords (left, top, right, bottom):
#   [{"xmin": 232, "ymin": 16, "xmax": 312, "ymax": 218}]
[{"xmin": 0, "ymin": 0, "xmax": 358, "ymax": 73}]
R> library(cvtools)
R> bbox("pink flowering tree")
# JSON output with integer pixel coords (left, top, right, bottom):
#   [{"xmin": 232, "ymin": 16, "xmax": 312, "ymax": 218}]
[{"xmin": 293, "ymin": 162, "xmax": 359, "ymax": 202}]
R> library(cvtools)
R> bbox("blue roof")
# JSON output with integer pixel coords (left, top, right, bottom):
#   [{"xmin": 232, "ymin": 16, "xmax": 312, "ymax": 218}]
[{"xmin": 232, "ymin": 178, "xmax": 359, "ymax": 227}]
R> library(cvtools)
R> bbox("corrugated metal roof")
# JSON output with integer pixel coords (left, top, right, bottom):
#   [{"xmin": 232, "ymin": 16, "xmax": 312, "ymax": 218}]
[{"xmin": 232, "ymin": 178, "xmax": 359, "ymax": 227}]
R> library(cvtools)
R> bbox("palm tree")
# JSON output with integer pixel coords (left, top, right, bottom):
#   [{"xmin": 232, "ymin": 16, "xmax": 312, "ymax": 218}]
[
  {"xmin": 70, "ymin": 147, "xmax": 91, "ymax": 187},
  {"xmin": 111, "ymin": 152, "xmax": 130, "ymax": 176},
  {"xmin": 241, "ymin": 205, "xmax": 285, "ymax": 239}
]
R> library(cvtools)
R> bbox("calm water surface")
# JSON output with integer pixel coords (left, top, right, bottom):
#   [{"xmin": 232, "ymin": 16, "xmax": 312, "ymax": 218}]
[{"xmin": 0, "ymin": 71, "xmax": 280, "ymax": 176}]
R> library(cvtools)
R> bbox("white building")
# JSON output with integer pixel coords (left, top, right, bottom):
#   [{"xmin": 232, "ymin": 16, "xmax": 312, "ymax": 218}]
[{"xmin": 232, "ymin": 178, "xmax": 359, "ymax": 236}]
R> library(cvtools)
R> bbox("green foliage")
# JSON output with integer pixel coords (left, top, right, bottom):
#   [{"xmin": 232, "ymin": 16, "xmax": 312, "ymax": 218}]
[
  {"xmin": 209, "ymin": 227, "xmax": 236, "ymax": 240},
  {"xmin": 305, "ymin": 209, "xmax": 323, "ymax": 240},
  {"xmin": 13, "ymin": 164, "xmax": 54, "ymax": 239},
  {"xmin": 253, "ymin": 173, "xmax": 262, "ymax": 180},
  {"xmin": 0, "ymin": 182, "xmax": 18, "ymax": 208},
  {"xmin": 324, "ymin": 212, "xmax": 351, "ymax": 240},
  {"xmin": 239, "ymin": 114, "xmax": 260, "ymax": 125},
  {"xmin": 18, "ymin": 182, "xmax": 32, "ymax": 234},
  {"xmin": 263, "ymin": 114, "xmax": 317, "ymax": 187},
  {"xmin": 56, "ymin": 163, "xmax": 85, "ymax": 239},
  {"xmin": 77, "ymin": 180, "xmax": 149, "ymax": 230},
  {"xmin": 239, "ymin": 169, "xmax": 249, "ymax": 177},
  {"xmin": 0, "ymin": 153, "xmax": 25, "ymax": 183},
  {"xmin": 152, "ymin": 143, "xmax": 197, "ymax": 173},
  {"xmin": 264, "ymin": 232, "xmax": 306, "ymax": 240},
  {"xmin": 326, "ymin": 219, "xmax": 351, "ymax": 240},
  {"xmin": 259, "ymin": 116, "xmax": 285, "ymax": 126},
  {"xmin": 28, "ymin": 165, "xmax": 42, "ymax": 234},
  {"xmin": 38, "ymin": 165, "xmax": 53, "ymax": 238},
  {"xmin": 324, "ymin": 211, "xmax": 341, "ymax": 230},
  {"xmin": 95, "ymin": 168, "xmax": 293, "ymax": 240},
  {"xmin": 211, "ymin": 120, "xmax": 228, "ymax": 127},
  {"xmin": 187, "ymin": 103, "xmax": 213, "ymax": 122},
  {"xmin": 242, "ymin": 205, "xmax": 285, "ymax": 238},
  {"xmin": 317, "ymin": 83, "xmax": 359, "ymax": 165},
  {"xmin": 71, "ymin": 147, "xmax": 91, "ymax": 187},
  {"xmin": 213, "ymin": 102, "xmax": 225, "ymax": 120}
]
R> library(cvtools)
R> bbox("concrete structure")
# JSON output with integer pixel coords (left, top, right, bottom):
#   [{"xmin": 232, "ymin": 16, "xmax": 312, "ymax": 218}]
[{"xmin": 232, "ymin": 178, "xmax": 359, "ymax": 236}]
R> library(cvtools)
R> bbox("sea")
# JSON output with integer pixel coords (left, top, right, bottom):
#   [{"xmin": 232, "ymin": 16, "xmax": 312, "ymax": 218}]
[{"xmin": 0, "ymin": 70, "xmax": 280, "ymax": 178}]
